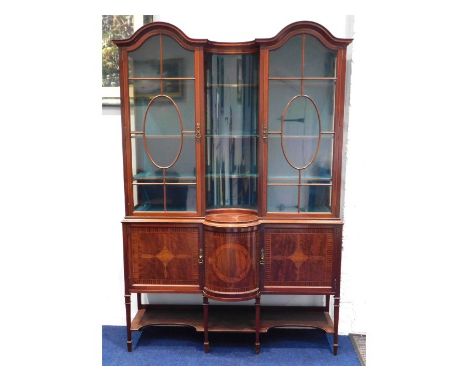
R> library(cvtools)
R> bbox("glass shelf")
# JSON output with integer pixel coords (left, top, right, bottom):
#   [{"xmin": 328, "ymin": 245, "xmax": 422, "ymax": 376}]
[
  {"xmin": 131, "ymin": 134, "xmax": 195, "ymax": 138},
  {"xmin": 268, "ymin": 135, "xmax": 324, "ymax": 139},
  {"xmin": 206, "ymin": 83, "xmax": 258, "ymax": 87},
  {"xmin": 268, "ymin": 77, "xmax": 336, "ymax": 80},
  {"xmin": 134, "ymin": 178, "xmax": 196, "ymax": 183},
  {"xmin": 134, "ymin": 171, "xmax": 195, "ymax": 180},
  {"xmin": 268, "ymin": 176, "xmax": 331, "ymax": 182},
  {"xmin": 206, "ymin": 174, "xmax": 258, "ymax": 178},
  {"xmin": 206, "ymin": 135, "xmax": 258, "ymax": 138},
  {"xmin": 129, "ymin": 77, "xmax": 195, "ymax": 80}
]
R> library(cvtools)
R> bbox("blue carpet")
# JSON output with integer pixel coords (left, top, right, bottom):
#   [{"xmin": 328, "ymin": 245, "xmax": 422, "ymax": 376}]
[{"xmin": 102, "ymin": 325, "xmax": 361, "ymax": 366}]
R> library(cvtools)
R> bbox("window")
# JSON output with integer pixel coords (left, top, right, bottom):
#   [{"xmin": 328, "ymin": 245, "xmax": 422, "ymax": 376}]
[{"xmin": 102, "ymin": 15, "xmax": 158, "ymax": 105}]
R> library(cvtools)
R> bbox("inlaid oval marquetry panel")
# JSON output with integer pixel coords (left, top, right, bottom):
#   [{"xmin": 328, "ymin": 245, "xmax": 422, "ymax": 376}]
[
  {"xmin": 281, "ymin": 94, "xmax": 322, "ymax": 170},
  {"xmin": 212, "ymin": 243, "xmax": 251, "ymax": 283},
  {"xmin": 143, "ymin": 95, "xmax": 184, "ymax": 169},
  {"xmin": 204, "ymin": 229, "xmax": 258, "ymax": 297}
]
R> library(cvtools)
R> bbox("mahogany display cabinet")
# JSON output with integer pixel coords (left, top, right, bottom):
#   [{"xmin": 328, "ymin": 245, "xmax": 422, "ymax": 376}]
[{"xmin": 114, "ymin": 21, "xmax": 352, "ymax": 355}]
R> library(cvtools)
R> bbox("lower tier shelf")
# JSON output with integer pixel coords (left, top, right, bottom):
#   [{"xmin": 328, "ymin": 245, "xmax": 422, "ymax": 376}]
[{"xmin": 131, "ymin": 305, "xmax": 334, "ymax": 334}]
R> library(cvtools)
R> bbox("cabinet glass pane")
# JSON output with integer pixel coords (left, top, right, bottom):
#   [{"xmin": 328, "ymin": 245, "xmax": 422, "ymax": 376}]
[
  {"xmin": 132, "ymin": 136, "xmax": 196, "ymax": 181},
  {"xmin": 267, "ymin": 186, "xmax": 298, "ymax": 212},
  {"xmin": 206, "ymin": 175, "xmax": 258, "ymax": 209},
  {"xmin": 161, "ymin": 35, "xmax": 194, "ymax": 77},
  {"xmin": 206, "ymin": 136, "xmax": 257, "ymax": 208},
  {"xmin": 167, "ymin": 185, "xmax": 196, "ymax": 211},
  {"xmin": 206, "ymin": 86, "xmax": 258, "ymax": 136},
  {"xmin": 206, "ymin": 54, "xmax": 258, "ymax": 86},
  {"xmin": 143, "ymin": 95, "xmax": 181, "ymax": 137},
  {"xmin": 206, "ymin": 137, "xmax": 257, "ymax": 176},
  {"xmin": 269, "ymin": 35, "xmax": 302, "ymax": 77},
  {"xmin": 128, "ymin": 36, "xmax": 160, "ymax": 77},
  {"xmin": 269, "ymin": 35, "xmax": 336, "ymax": 78},
  {"xmin": 130, "ymin": 79, "xmax": 194, "ymax": 133},
  {"xmin": 304, "ymin": 135, "xmax": 333, "ymax": 180},
  {"xmin": 283, "ymin": 96, "xmax": 320, "ymax": 138},
  {"xmin": 205, "ymin": 53, "xmax": 258, "ymax": 209},
  {"xmin": 304, "ymin": 80, "xmax": 335, "ymax": 132},
  {"xmin": 299, "ymin": 186, "xmax": 331, "ymax": 212},
  {"xmin": 206, "ymin": 54, "xmax": 258, "ymax": 136},
  {"xmin": 269, "ymin": 80, "xmax": 334, "ymax": 132},
  {"xmin": 304, "ymin": 35, "xmax": 336, "ymax": 77},
  {"xmin": 133, "ymin": 184, "xmax": 164, "ymax": 211},
  {"xmin": 268, "ymin": 80, "xmax": 299, "ymax": 132},
  {"xmin": 133, "ymin": 184, "xmax": 196, "ymax": 212},
  {"xmin": 267, "ymin": 185, "xmax": 331, "ymax": 213},
  {"xmin": 128, "ymin": 35, "xmax": 194, "ymax": 78},
  {"xmin": 170, "ymin": 135, "xmax": 196, "ymax": 179},
  {"xmin": 268, "ymin": 136, "xmax": 333, "ymax": 182}
]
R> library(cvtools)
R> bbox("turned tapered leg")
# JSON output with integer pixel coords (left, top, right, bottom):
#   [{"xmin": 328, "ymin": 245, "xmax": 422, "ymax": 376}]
[
  {"xmin": 255, "ymin": 295, "xmax": 261, "ymax": 354},
  {"xmin": 325, "ymin": 295, "xmax": 330, "ymax": 312},
  {"xmin": 203, "ymin": 296, "xmax": 210, "ymax": 352},
  {"xmin": 137, "ymin": 293, "xmax": 142, "ymax": 310},
  {"xmin": 125, "ymin": 294, "xmax": 132, "ymax": 352},
  {"xmin": 333, "ymin": 296, "xmax": 340, "ymax": 355}
]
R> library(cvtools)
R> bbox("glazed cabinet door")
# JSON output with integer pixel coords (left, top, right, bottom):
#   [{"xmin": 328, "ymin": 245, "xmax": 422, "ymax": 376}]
[
  {"xmin": 119, "ymin": 28, "xmax": 203, "ymax": 215},
  {"xmin": 124, "ymin": 224, "xmax": 201, "ymax": 292},
  {"xmin": 261, "ymin": 29, "xmax": 348, "ymax": 217},
  {"xmin": 263, "ymin": 225, "xmax": 340, "ymax": 293}
]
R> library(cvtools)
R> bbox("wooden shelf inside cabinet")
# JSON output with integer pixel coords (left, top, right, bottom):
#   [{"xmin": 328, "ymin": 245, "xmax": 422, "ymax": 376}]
[{"xmin": 131, "ymin": 305, "xmax": 333, "ymax": 334}]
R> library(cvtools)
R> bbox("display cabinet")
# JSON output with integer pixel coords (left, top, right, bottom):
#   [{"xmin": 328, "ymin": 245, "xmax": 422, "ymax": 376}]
[{"xmin": 114, "ymin": 21, "xmax": 352, "ymax": 355}]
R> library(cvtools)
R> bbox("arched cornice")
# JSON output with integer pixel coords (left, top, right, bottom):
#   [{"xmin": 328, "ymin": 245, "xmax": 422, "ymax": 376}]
[
  {"xmin": 113, "ymin": 21, "xmax": 352, "ymax": 52},
  {"xmin": 255, "ymin": 21, "xmax": 353, "ymax": 50}
]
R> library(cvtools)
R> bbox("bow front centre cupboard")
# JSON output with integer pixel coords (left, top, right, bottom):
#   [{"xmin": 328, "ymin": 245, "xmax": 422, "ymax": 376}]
[{"xmin": 114, "ymin": 21, "xmax": 352, "ymax": 354}]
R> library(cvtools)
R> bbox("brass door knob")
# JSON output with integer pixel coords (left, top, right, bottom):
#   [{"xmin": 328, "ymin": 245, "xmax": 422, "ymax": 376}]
[
  {"xmin": 259, "ymin": 248, "xmax": 265, "ymax": 265},
  {"xmin": 195, "ymin": 122, "xmax": 201, "ymax": 140}
]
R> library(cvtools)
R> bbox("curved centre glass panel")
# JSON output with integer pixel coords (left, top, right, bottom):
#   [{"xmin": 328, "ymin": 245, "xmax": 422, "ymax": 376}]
[{"xmin": 205, "ymin": 53, "xmax": 259, "ymax": 209}]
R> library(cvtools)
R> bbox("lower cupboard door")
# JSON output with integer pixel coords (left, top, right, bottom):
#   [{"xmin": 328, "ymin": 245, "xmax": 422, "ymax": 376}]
[
  {"xmin": 203, "ymin": 228, "xmax": 259, "ymax": 299},
  {"xmin": 263, "ymin": 227, "xmax": 336, "ymax": 290},
  {"xmin": 126, "ymin": 225, "xmax": 200, "ymax": 289}
]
